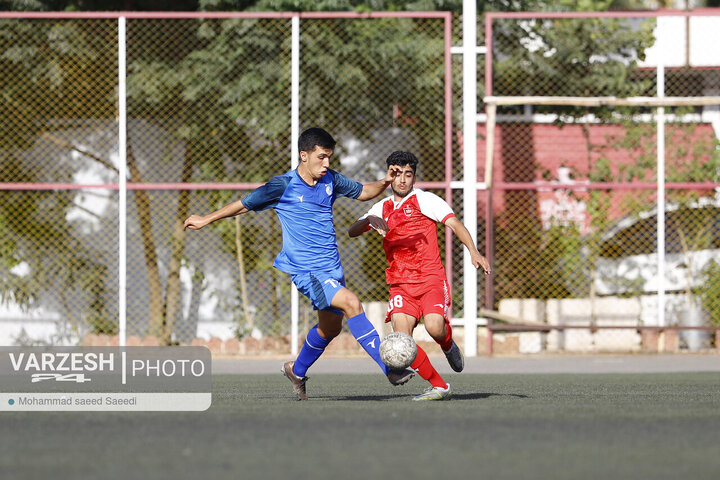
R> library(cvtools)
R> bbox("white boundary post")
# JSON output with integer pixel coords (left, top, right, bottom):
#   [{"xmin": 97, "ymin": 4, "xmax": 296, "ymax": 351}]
[
  {"xmin": 657, "ymin": 62, "xmax": 666, "ymax": 328},
  {"xmin": 118, "ymin": 17, "xmax": 128, "ymax": 347},
  {"xmin": 290, "ymin": 15, "xmax": 300, "ymax": 355},
  {"xmin": 462, "ymin": 0, "xmax": 479, "ymax": 356}
]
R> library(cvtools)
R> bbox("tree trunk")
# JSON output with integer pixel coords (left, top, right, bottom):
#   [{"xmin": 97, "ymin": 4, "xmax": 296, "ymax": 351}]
[
  {"xmin": 127, "ymin": 146, "xmax": 165, "ymax": 337},
  {"xmin": 235, "ymin": 216, "xmax": 254, "ymax": 331},
  {"xmin": 161, "ymin": 147, "xmax": 194, "ymax": 345}
]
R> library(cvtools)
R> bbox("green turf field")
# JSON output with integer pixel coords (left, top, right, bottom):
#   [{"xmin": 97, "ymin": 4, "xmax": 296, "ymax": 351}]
[{"xmin": 2, "ymin": 372, "xmax": 719, "ymax": 480}]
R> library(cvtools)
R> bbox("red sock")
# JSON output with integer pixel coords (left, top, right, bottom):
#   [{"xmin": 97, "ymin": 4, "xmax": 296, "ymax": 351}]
[
  {"xmin": 438, "ymin": 323, "xmax": 453, "ymax": 352},
  {"xmin": 410, "ymin": 345, "xmax": 447, "ymax": 389}
]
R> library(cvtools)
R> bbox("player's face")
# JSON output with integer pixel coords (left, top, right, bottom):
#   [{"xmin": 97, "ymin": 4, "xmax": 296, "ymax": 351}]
[
  {"xmin": 299, "ymin": 145, "xmax": 334, "ymax": 183},
  {"xmin": 390, "ymin": 164, "xmax": 415, "ymax": 198}
]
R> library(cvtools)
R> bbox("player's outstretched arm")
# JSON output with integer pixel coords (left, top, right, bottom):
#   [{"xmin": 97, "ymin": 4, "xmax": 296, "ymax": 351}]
[
  {"xmin": 445, "ymin": 216, "xmax": 491, "ymax": 274},
  {"xmin": 348, "ymin": 215, "xmax": 388, "ymax": 238},
  {"xmin": 356, "ymin": 165, "xmax": 402, "ymax": 201},
  {"xmin": 183, "ymin": 199, "xmax": 249, "ymax": 231}
]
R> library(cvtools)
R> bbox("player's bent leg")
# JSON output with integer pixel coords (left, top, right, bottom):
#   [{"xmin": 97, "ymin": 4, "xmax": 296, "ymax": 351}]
[
  {"xmin": 347, "ymin": 312, "xmax": 391, "ymax": 376},
  {"xmin": 282, "ymin": 320, "xmax": 337, "ymax": 401},
  {"xmin": 293, "ymin": 322, "xmax": 335, "ymax": 378},
  {"xmin": 329, "ymin": 287, "xmax": 364, "ymax": 319},
  {"xmin": 424, "ymin": 313, "xmax": 449, "ymax": 346},
  {"xmin": 331, "ymin": 289, "xmax": 390, "ymax": 376},
  {"xmin": 282, "ymin": 272, "xmax": 348, "ymax": 400},
  {"xmin": 425, "ymin": 314, "xmax": 464, "ymax": 372},
  {"xmin": 389, "ymin": 313, "xmax": 416, "ymax": 336},
  {"xmin": 383, "ymin": 313, "xmax": 417, "ymax": 385},
  {"xmin": 316, "ymin": 310, "xmax": 343, "ymax": 340},
  {"xmin": 411, "ymin": 345, "xmax": 447, "ymax": 388}
]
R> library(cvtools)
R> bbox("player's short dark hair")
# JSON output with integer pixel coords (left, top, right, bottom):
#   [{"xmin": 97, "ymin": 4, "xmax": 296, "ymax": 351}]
[
  {"xmin": 298, "ymin": 127, "xmax": 336, "ymax": 154},
  {"xmin": 386, "ymin": 151, "xmax": 418, "ymax": 174}
]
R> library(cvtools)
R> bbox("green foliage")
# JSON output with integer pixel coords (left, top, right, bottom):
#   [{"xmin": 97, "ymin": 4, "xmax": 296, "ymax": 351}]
[
  {"xmin": 0, "ymin": 0, "xmax": 199, "ymax": 11},
  {"xmin": 0, "ymin": 19, "xmax": 115, "ymax": 150},
  {"xmin": 0, "ymin": 16, "xmax": 117, "ymax": 336},
  {"xmin": 489, "ymin": 3, "xmax": 718, "ymax": 304},
  {"xmin": 0, "ymin": 0, "xmax": 64, "ymax": 9},
  {"xmin": 558, "ymin": 0, "xmax": 613, "ymax": 11},
  {"xmin": 1, "ymin": 8, "xmax": 450, "ymax": 340},
  {"xmin": 493, "ymin": 5, "xmax": 656, "ymax": 109},
  {"xmin": 0, "ymin": 190, "xmax": 114, "ymax": 334},
  {"xmin": 3, "ymin": 0, "xmax": 468, "ymax": 11},
  {"xmin": 0, "ymin": 0, "xmax": 663, "ymax": 14},
  {"xmin": 488, "ymin": 9, "xmax": 659, "ymax": 310},
  {"xmin": 495, "ymin": 209, "xmax": 578, "ymax": 301},
  {"xmin": 246, "ymin": 0, "xmax": 462, "ymax": 11}
]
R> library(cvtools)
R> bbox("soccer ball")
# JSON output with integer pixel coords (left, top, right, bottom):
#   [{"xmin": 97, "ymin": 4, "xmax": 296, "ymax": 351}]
[{"xmin": 379, "ymin": 332, "xmax": 417, "ymax": 371}]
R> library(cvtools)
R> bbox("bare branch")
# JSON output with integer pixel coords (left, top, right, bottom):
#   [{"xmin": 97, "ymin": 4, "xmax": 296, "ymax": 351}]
[{"xmin": 43, "ymin": 132, "xmax": 119, "ymax": 174}]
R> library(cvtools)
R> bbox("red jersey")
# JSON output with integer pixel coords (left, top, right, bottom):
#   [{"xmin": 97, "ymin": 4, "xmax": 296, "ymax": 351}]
[{"xmin": 361, "ymin": 188, "xmax": 455, "ymax": 285}]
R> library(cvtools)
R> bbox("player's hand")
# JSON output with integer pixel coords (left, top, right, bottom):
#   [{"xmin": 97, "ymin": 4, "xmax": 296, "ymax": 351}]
[
  {"xmin": 384, "ymin": 165, "xmax": 402, "ymax": 183},
  {"xmin": 183, "ymin": 215, "xmax": 208, "ymax": 231},
  {"xmin": 472, "ymin": 252, "xmax": 491, "ymax": 274},
  {"xmin": 367, "ymin": 215, "xmax": 389, "ymax": 237}
]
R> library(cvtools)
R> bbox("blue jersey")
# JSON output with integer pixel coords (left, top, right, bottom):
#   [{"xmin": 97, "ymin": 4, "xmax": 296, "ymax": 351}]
[{"xmin": 240, "ymin": 168, "xmax": 363, "ymax": 274}]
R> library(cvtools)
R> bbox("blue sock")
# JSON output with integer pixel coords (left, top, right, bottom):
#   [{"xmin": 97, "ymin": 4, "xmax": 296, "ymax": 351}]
[
  {"xmin": 347, "ymin": 313, "xmax": 388, "ymax": 375},
  {"xmin": 293, "ymin": 325, "xmax": 330, "ymax": 378}
]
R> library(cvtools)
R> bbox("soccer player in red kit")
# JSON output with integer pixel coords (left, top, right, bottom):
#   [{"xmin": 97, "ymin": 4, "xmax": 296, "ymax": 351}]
[{"xmin": 349, "ymin": 151, "xmax": 491, "ymax": 401}]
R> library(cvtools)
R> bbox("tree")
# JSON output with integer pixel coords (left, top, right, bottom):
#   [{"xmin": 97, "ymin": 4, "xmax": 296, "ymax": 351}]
[
  {"xmin": 0, "ymin": 16, "xmax": 117, "ymax": 338},
  {"xmin": 488, "ymin": 1, "xmax": 658, "ymax": 303},
  {"xmin": 1, "ymin": 4, "xmax": 451, "ymax": 344}
]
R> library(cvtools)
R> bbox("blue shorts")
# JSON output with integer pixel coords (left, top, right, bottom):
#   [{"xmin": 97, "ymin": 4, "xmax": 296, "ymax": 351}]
[{"xmin": 291, "ymin": 268, "xmax": 346, "ymax": 314}]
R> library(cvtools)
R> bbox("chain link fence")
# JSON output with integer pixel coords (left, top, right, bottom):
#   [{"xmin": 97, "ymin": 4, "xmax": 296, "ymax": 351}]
[
  {"xmin": 483, "ymin": 11, "xmax": 720, "ymax": 354},
  {"xmin": 0, "ymin": 12, "xmax": 452, "ymax": 351},
  {"xmin": 1, "ymin": 10, "xmax": 719, "ymax": 355}
]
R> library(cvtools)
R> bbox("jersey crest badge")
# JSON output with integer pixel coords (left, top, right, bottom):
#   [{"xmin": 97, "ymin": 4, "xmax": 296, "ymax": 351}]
[
  {"xmin": 326, "ymin": 183, "xmax": 332, "ymax": 195},
  {"xmin": 403, "ymin": 205, "xmax": 413, "ymax": 217}
]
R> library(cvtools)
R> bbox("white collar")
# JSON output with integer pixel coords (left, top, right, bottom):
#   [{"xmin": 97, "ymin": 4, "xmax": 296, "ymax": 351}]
[{"xmin": 392, "ymin": 188, "xmax": 420, "ymax": 209}]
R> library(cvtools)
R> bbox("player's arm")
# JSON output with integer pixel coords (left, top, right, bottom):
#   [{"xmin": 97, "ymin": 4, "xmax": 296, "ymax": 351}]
[
  {"xmin": 348, "ymin": 215, "xmax": 389, "ymax": 238},
  {"xmin": 445, "ymin": 216, "xmax": 491, "ymax": 274},
  {"xmin": 183, "ymin": 199, "xmax": 249, "ymax": 231},
  {"xmin": 356, "ymin": 165, "xmax": 402, "ymax": 201},
  {"xmin": 184, "ymin": 175, "xmax": 288, "ymax": 231}
]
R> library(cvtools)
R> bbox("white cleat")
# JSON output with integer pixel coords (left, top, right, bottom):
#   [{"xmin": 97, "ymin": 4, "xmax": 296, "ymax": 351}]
[{"xmin": 413, "ymin": 384, "xmax": 452, "ymax": 401}]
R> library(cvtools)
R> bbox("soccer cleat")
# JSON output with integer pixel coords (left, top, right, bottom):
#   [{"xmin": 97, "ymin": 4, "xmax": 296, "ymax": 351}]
[
  {"xmin": 412, "ymin": 383, "xmax": 452, "ymax": 401},
  {"xmin": 281, "ymin": 361, "xmax": 308, "ymax": 401},
  {"xmin": 443, "ymin": 340, "xmax": 464, "ymax": 372},
  {"xmin": 387, "ymin": 368, "xmax": 415, "ymax": 386}
]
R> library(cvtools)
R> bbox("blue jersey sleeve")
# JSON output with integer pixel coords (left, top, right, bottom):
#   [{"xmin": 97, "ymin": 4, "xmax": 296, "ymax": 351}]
[
  {"xmin": 330, "ymin": 170, "xmax": 363, "ymax": 199},
  {"xmin": 241, "ymin": 174, "xmax": 291, "ymax": 211}
]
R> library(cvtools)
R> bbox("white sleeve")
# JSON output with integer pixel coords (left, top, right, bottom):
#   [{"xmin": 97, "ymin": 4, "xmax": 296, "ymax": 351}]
[
  {"xmin": 416, "ymin": 191, "xmax": 454, "ymax": 224},
  {"xmin": 358, "ymin": 197, "xmax": 387, "ymax": 221}
]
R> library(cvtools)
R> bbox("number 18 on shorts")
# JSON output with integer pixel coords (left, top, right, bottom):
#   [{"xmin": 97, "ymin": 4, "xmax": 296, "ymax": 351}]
[{"xmin": 385, "ymin": 280, "xmax": 450, "ymax": 323}]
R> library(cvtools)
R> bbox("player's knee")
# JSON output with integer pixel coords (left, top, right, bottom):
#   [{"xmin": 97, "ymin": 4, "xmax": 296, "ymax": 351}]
[
  {"xmin": 424, "ymin": 316, "xmax": 445, "ymax": 339},
  {"xmin": 338, "ymin": 292, "xmax": 363, "ymax": 317},
  {"xmin": 391, "ymin": 315, "xmax": 416, "ymax": 335},
  {"xmin": 321, "ymin": 324, "xmax": 342, "ymax": 339}
]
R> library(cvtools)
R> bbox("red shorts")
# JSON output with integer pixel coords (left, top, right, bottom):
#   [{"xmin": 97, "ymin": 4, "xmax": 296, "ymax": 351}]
[{"xmin": 385, "ymin": 278, "xmax": 451, "ymax": 325}]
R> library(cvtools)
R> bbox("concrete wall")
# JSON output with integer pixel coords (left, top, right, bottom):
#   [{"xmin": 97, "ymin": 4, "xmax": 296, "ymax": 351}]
[{"xmin": 500, "ymin": 297, "xmax": 643, "ymax": 353}]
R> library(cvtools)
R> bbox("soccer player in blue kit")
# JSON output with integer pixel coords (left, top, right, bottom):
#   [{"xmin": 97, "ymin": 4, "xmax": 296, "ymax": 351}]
[{"xmin": 183, "ymin": 128, "xmax": 414, "ymax": 400}]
